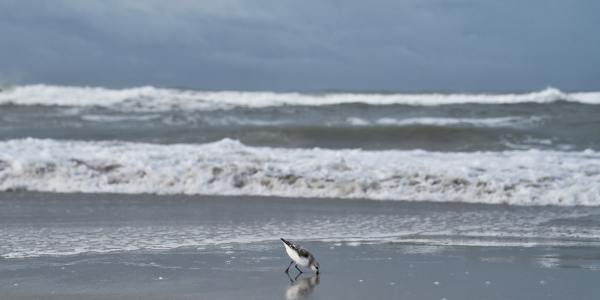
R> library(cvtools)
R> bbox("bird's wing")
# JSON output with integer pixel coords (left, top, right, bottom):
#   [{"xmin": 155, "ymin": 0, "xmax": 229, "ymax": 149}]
[
  {"xmin": 282, "ymin": 238, "xmax": 312, "ymax": 258},
  {"xmin": 297, "ymin": 248, "xmax": 311, "ymax": 258}
]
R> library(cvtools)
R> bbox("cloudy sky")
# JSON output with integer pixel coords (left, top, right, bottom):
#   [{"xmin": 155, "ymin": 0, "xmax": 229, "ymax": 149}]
[{"xmin": 0, "ymin": 0, "xmax": 598, "ymax": 91}]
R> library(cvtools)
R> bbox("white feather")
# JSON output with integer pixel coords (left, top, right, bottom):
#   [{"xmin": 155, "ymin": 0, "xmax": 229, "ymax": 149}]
[{"xmin": 283, "ymin": 242, "xmax": 309, "ymax": 267}]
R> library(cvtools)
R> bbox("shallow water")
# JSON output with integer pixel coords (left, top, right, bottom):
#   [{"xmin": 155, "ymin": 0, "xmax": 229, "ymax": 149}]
[{"xmin": 2, "ymin": 192, "xmax": 600, "ymax": 259}]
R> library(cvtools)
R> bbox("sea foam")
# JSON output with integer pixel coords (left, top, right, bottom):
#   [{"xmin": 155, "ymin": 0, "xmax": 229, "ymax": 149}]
[
  {"xmin": 1, "ymin": 85, "xmax": 599, "ymax": 112},
  {"xmin": 347, "ymin": 116, "xmax": 542, "ymax": 128},
  {"xmin": 0, "ymin": 138, "xmax": 598, "ymax": 206}
]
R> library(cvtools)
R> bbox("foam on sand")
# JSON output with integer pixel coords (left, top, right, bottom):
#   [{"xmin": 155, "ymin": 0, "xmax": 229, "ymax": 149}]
[{"xmin": 0, "ymin": 138, "xmax": 598, "ymax": 206}]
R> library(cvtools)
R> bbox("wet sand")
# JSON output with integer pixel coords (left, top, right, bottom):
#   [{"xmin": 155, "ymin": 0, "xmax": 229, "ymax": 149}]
[
  {"xmin": 1, "ymin": 192, "xmax": 599, "ymax": 299},
  {"xmin": 2, "ymin": 243, "xmax": 600, "ymax": 299}
]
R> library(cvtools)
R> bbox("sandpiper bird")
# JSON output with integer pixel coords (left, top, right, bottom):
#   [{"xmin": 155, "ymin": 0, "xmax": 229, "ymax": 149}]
[{"xmin": 281, "ymin": 238, "xmax": 320, "ymax": 275}]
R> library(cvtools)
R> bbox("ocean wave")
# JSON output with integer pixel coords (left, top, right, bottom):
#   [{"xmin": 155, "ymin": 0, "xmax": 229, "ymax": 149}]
[
  {"xmin": 80, "ymin": 114, "xmax": 162, "ymax": 122},
  {"xmin": 79, "ymin": 113, "xmax": 540, "ymax": 129},
  {"xmin": 346, "ymin": 116, "xmax": 542, "ymax": 128},
  {"xmin": 1, "ymin": 85, "xmax": 599, "ymax": 111},
  {"xmin": 0, "ymin": 138, "xmax": 599, "ymax": 206}
]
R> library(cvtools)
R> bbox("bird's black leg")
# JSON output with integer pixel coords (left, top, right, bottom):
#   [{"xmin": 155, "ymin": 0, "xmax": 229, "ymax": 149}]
[
  {"xmin": 295, "ymin": 264, "xmax": 303, "ymax": 273},
  {"xmin": 284, "ymin": 261, "xmax": 294, "ymax": 273},
  {"xmin": 286, "ymin": 271, "xmax": 295, "ymax": 283}
]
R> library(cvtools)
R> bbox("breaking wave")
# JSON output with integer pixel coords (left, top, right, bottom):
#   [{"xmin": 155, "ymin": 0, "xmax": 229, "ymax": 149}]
[
  {"xmin": 0, "ymin": 85, "xmax": 599, "ymax": 112},
  {"xmin": 1, "ymin": 138, "xmax": 598, "ymax": 206},
  {"xmin": 346, "ymin": 116, "xmax": 542, "ymax": 128}
]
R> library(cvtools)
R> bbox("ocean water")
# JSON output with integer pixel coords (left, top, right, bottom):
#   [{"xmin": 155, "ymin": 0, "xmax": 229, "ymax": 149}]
[{"xmin": 1, "ymin": 84, "xmax": 600, "ymax": 260}]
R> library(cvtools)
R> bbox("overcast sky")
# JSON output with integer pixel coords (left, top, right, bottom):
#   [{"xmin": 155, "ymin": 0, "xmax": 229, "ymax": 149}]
[{"xmin": 1, "ymin": 0, "xmax": 599, "ymax": 92}]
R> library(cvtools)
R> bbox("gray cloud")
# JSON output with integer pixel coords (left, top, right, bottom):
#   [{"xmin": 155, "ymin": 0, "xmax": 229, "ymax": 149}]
[{"xmin": 0, "ymin": 0, "xmax": 598, "ymax": 91}]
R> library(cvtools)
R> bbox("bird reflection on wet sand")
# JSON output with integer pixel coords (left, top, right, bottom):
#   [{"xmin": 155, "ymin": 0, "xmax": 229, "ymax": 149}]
[{"xmin": 285, "ymin": 274, "xmax": 320, "ymax": 300}]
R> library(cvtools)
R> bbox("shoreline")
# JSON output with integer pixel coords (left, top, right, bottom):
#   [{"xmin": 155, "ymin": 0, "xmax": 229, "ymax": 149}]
[
  {"xmin": 2, "ymin": 191, "xmax": 600, "ymax": 258},
  {"xmin": 1, "ymin": 192, "xmax": 600, "ymax": 299}
]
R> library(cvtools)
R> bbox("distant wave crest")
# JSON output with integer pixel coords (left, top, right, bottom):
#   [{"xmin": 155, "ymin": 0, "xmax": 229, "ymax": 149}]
[
  {"xmin": 346, "ymin": 116, "xmax": 542, "ymax": 128},
  {"xmin": 1, "ymin": 85, "xmax": 599, "ymax": 111},
  {"xmin": 1, "ymin": 138, "xmax": 598, "ymax": 206}
]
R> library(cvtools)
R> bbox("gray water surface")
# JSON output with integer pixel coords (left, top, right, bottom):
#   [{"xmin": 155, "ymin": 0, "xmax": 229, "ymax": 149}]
[{"xmin": 1, "ymin": 102, "xmax": 598, "ymax": 151}]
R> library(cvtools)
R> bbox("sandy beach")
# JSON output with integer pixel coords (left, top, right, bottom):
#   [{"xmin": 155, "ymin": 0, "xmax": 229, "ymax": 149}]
[{"xmin": 1, "ymin": 192, "xmax": 599, "ymax": 299}]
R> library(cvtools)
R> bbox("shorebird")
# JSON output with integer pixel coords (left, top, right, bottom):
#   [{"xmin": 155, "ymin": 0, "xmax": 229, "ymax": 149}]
[{"xmin": 281, "ymin": 238, "xmax": 320, "ymax": 275}]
